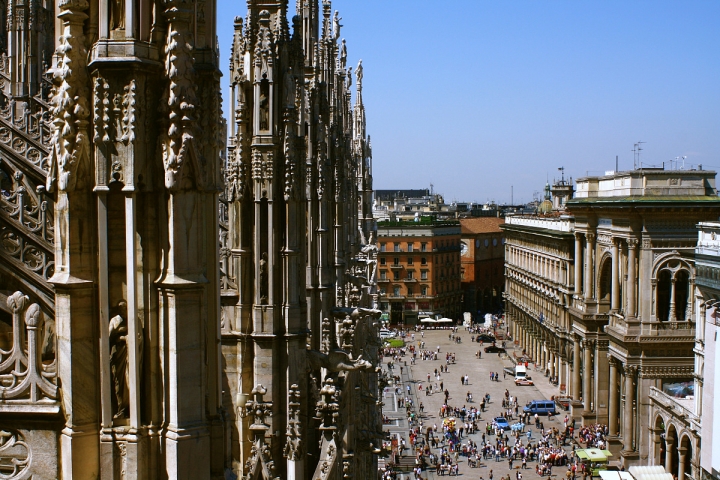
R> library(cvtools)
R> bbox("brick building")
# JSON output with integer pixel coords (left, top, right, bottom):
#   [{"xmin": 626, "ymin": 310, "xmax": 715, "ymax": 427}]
[
  {"xmin": 377, "ymin": 219, "xmax": 462, "ymax": 325},
  {"xmin": 460, "ymin": 217, "xmax": 506, "ymax": 319}
]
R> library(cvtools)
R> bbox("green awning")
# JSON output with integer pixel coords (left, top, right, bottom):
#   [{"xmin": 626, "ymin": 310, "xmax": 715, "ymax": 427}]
[{"xmin": 576, "ymin": 449, "xmax": 612, "ymax": 462}]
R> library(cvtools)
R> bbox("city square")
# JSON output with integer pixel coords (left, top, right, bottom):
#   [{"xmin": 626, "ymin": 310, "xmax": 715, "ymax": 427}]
[{"xmin": 380, "ymin": 326, "xmax": 584, "ymax": 479}]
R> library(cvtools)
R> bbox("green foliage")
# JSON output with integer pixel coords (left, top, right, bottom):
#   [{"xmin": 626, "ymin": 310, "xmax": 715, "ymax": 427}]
[{"xmin": 386, "ymin": 339, "xmax": 405, "ymax": 348}]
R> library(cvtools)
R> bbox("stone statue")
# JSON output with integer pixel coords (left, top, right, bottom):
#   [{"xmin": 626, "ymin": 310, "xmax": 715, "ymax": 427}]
[
  {"xmin": 284, "ymin": 67, "xmax": 295, "ymax": 108},
  {"xmin": 356, "ymin": 60, "xmax": 363, "ymax": 86},
  {"xmin": 259, "ymin": 89, "xmax": 269, "ymax": 131},
  {"xmin": 340, "ymin": 39, "xmax": 347, "ymax": 68},
  {"xmin": 333, "ymin": 11, "xmax": 342, "ymax": 40},
  {"xmin": 110, "ymin": 301, "xmax": 129, "ymax": 420},
  {"xmin": 110, "ymin": 0, "xmax": 125, "ymax": 30},
  {"xmin": 259, "ymin": 252, "xmax": 268, "ymax": 303},
  {"xmin": 331, "ymin": 306, "xmax": 382, "ymax": 321},
  {"xmin": 307, "ymin": 348, "xmax": 373, "ymax": 372}
]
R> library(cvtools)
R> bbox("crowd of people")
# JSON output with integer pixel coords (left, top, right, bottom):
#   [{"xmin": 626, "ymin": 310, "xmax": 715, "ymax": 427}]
[{"xmin": 378, "ymin": 323, "xmax": 595, "ymax": 480}]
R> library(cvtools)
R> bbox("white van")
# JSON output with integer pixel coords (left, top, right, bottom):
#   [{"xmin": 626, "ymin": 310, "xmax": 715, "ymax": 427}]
[
  {"xmin": 379, "ymin": 329, "xmax": 396, "ymax": 339},
  {"xmin": 515, "ymin": 365, "xmax": 527, "ymax": 381}
]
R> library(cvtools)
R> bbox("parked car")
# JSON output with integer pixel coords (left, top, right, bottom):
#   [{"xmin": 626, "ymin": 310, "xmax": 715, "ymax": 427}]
[
  {"xmin": 493, "ymin": 417, "xmax": 510, "ymax": 431},
  {"xmin": 484, "ymin": 345, "xmax": 506, "ymax": 354},
  {"xmin": 476, "ymin": 334, "xmax": 496, "ymax": 343},
  {"xmin": 515, "ymin": 378, "xmax": 534, "ymax": 386}
]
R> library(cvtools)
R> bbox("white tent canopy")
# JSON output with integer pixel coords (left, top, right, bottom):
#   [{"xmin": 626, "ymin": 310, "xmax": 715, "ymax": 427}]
[
  {"xmin": 628, "ymin": 466, "xmax": 673, "ymax": 480},
  {"xmin": 420, "ymin": 318, "xmax": 437, "ymax": 323},
  {"xmin": 599, "ymin": 472, "xmax": 635, "ymax": 480},
  {"xmin": 437, "ymin": 318, "xmax": 453, "ymax": 323}
]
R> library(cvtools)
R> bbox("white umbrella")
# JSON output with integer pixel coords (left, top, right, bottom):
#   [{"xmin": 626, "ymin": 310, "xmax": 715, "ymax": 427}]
[
  {"xmin": 420, "ymin": 318, "xmax": 437, "ymax": 323},
  {"xmin": 437, "ymin": 318, "xmax": 453, "ymax": 323}
]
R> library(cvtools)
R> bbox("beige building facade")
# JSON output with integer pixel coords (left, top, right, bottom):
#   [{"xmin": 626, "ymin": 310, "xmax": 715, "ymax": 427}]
[{"xmin": 504, "ymin": 169, "xmax": 720, "ymax": 471}]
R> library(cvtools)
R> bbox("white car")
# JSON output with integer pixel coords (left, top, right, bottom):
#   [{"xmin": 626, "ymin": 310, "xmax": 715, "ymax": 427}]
[{"xmin": 379, "ymin": 329, "xmax": 396, "ymax": 339}]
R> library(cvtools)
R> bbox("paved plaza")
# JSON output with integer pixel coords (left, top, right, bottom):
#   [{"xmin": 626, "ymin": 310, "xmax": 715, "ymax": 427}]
[{"xmin": 381, "ymin": 327, "xmax": 577, "ymax": 479}]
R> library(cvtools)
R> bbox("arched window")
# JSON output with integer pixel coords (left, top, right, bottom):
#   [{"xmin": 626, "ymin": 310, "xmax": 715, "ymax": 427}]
[{"xmin": 599, "ymin": 259, "xmax": 612, "ymax": 301}]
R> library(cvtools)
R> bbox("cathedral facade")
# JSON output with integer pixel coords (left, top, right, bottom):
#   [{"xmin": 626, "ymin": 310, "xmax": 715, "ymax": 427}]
[{"xmin": 0, "ymin": 0, "xmax": 380, "ymax": 478}]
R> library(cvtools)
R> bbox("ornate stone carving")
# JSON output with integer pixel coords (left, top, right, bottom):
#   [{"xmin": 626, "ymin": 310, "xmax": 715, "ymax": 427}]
[
  {"xmin": 241, "ymin": 385, "xmax": 279, "ymax": 480},
  {"xmin": 0, "ymin": 291, "xmax": 58, "ymax": 402},
  {"xmin": 93, "ymin": 76, "xmax": 111, "ymax": 143},
  {"xmin": 315, "ymin": 377, "xmax": 340, "ymax": 431},
  {"xmin": 307, "ymin": 348, "xmax": 373, "ymax": 373},
  {"xmin": 47, "ymin": 0, "xmax": 91, "ymax": 193},
  {"xmin": 284, "ymin": 384, "xmax": 302, "ymax": 460},
  {"xmin": 160, "ymin": 0, "xmax": 204, "ymax": 191},
  {"xmin": 0, "ymin": 429, "xmax": 30, "ymax": 478}
]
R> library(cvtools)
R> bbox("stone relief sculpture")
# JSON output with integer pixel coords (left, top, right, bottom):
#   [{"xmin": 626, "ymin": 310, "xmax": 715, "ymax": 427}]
[
  {"xmin": 109, "ymin": 301, "xmax": 129, "ymax": 420},
  {"xmin": 306, "ymin": 348, "xmax": 373, "ymax": 373},
  {"xmin": 110, "ymin": 0, "xmax": 125, "ymax": 30},
  {"xmin": 259, "ymin": 252, "xmax": 268, "ymax": 303}
]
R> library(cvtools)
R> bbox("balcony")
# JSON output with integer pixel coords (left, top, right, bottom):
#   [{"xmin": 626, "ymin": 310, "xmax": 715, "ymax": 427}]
[
  {"xmin": 648, "ymin": 387, "xmax": 699, "ymax": 431},
  {"xmin": 377, "ymin": 278, "xmax": 390, "ymax": 283},
  {"xmin": 390, "ymin": 264, "xmax": 404, "ymax": 269},
  {"xmin": 403, "ymin": 278, "xmax": 417, "ymax": 283}
]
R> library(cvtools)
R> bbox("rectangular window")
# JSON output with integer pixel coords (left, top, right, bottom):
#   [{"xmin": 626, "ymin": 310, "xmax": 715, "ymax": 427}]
[
  {"xmin": 407, "ymin": 271, "xmax": 414, "ymax": 280},
  {"xmin": 421, "ymin": 286, "xmax": 428, "ymax": 296},
  {"xmin": 394, "ymin": 243, "xmax": 400, "ymax": 252},
  {"xmin": 393, "ymin": 271, "xmax": 400, "ymax": 280},
  {"xmin": 379, "ymin": 288, "xmax": 386, "ymax": 295},
  {"xmin": 380, "ymin": 258, "xmax": 386, "ymax": 265},
  {"xmin": 380, "ymin": 243, "xmax": 386, "ymax": 252},
  {"xmin": 421, "ymin": 270, "xmax": 428, "ymax": 280},
  {"xmin": 394, "ymin": 257, "xmax": 400, "ymax": 266},
  {"xmin": 421, "ymin": 257, "xmax": 427, "ymax": 265},
  {"xmin": 407, "ymin": 257, "xmax": 414, "ymax": 265},
  {"xmin": 407, "ymin": 243, "xmax": 414, "ymax": 252},
  {"xmin": 407, "ymin": 285, "xmax": 414, "ymax": 296},
  {"xmin": 393, "ymin": 286, "xmax": 401, "ymax": 296},
  {"xmin": 421, "ymin": 243, "xmax": 427, "ymax": 252},
  {"xmin": 380, "ymin": 270, "xmax": 387, "ymax": 280}
]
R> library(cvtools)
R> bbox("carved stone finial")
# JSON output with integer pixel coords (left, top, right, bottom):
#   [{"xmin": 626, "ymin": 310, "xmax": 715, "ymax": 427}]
[
  {"xmin": 316, "ymin": 378, "xmax": 340, "ymax": 430},
  {"xmin": 242, "ymin": 384, "xmax": 273, "ymax": 430},
  {"xmin": 284, "ymin": 384, "xmax": 303, "ymax": 460}
]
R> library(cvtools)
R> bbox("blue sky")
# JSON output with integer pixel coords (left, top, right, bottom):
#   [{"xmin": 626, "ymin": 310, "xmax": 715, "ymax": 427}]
[{"xmin": 217, "ymin": 1, "xmax": 720, "ymax": 204}]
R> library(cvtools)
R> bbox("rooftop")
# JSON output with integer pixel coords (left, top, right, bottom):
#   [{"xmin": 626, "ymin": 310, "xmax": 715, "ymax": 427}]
[
  {"xmin": 572, "ymin": 168, "xmax": 718, "ymax": 200},
  {"xmin": 459, "ymin": 217, "xmax": 505, "ymax": 235}
]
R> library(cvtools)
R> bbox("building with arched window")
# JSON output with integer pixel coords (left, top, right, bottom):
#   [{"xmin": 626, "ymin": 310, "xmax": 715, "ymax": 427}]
[{"xmin": 505, "ymin": 168, "xmax": 720, "ymax": 472}]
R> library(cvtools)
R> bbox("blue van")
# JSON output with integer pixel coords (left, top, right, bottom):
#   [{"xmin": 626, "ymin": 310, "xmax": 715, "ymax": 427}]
[{"xmin": 523, "ymin": 400, "xmax": 557, "ymax": 416}]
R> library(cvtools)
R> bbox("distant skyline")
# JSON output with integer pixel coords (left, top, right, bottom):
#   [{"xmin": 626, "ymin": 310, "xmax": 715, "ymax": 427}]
[{"xmin": 217, "ymin": 1, "xmax": 720, "ymax": 205}]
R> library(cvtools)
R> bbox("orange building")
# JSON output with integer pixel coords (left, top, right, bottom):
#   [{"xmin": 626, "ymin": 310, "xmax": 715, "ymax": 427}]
[
  {"xmin": 376, "ymin": 219, "xmax": 462, "ymax": 325},
  {"xmin": 459, "ymin": 217, "xmax": 505, "ymax": 319}
]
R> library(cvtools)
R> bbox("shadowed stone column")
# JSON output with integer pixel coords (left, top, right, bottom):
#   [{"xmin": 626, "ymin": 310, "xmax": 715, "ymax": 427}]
[
  {"xmin": 627, "ymin": 239, "xmax": 638, "ymax": 318},
  {"xmin": 582, "ymin": 340, "xmax": 592, "ymax": 414},
  {"xmin": 611, "ymin": 239, "xmax": 620, "ymax": 312},
  {"xmin": 584, "ymin": 233, "xmax": 595, "ymax": 300},
  {"xmin": 572, "ymin": 337, "xmax": 581, "ymax": 401},
  {"xmin": 574, "ymin": 233, "xmax": 583, "ymax": 296},
  {"xmin": 608, "ymin": 357, "xmax": 619, "ymax": 436},
  {"xmin": 622, "ymin": 365, "xmax": 637, "ymax": 453},
  {"xmin": 665, "ymin": 435, "xmax": 675, "ymax": 473}
]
